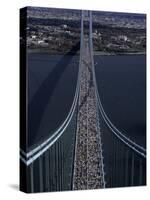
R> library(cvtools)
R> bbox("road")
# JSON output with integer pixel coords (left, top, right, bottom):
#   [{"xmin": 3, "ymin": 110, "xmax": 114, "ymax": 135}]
[{"xmin": 73, "ymin": 29, "xmax": 105, "ymax": 189}]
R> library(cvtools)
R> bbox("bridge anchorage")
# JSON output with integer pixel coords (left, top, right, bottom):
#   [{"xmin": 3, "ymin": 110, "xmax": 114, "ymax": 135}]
[{"xmin": 20, "ymin": 10, "xmax": 146, "ymax": 193}]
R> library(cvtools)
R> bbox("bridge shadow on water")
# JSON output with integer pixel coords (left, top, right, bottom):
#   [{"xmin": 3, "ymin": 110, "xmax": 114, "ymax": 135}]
[{"xmin": 28, "ymin": 42, "xmax": 80, "ymax": 149}]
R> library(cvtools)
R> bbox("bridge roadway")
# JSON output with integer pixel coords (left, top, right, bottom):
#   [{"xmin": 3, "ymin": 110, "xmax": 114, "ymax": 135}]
[{"xmin": 73, "ymin": 33, "xmax": 105, "ymax": 190}]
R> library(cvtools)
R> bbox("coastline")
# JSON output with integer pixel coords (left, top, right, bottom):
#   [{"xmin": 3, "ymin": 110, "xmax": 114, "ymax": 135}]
[
  {"xmin": 93, "ymin": 51, "xmax": 146, "ymax": 56},
  {"xmin": 27, "ymin": 48, "xmax": 146, "ymax": 56},
  {"xmin": 27, "ymin": 48, "xmax": 80, "ymax": 55}
]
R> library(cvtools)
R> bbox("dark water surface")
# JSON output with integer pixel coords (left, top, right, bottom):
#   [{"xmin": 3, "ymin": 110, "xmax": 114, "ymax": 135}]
[
  {"xmin": 95, "ymin": 54, "xmax": 146, "ymax": 148},
  {"xmin": 27, "ymin": 53, "xmax": 146, "ymax": 152},
  {"xmin": 27, "ymin": 53, "xmax": 79, "ymax": 149}
]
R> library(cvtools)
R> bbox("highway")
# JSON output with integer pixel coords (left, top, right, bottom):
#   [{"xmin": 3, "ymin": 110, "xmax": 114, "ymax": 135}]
[{"xmin": 73, "ymin": 11, "xmax": 105, "ymax": 189}]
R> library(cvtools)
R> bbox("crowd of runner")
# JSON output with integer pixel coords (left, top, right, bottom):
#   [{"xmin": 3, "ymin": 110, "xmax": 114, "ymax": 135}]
[{"xmin": 73, "ymin": 39, "xmax": 105, "ymax": 190}]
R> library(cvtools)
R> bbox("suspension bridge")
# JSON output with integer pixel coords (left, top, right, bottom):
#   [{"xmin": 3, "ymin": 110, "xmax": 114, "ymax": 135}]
[{"xmin": 20, "ymin": 10, "xmax": 146, "ymax": 193}]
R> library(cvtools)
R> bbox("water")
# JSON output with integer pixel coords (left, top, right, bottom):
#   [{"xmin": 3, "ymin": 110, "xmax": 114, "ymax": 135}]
[
  {"xmin": 27, "ymin": 53, "xmax": 146, "ymax": 150},
  {"xmin": 95, "ymin": 54, "xmax": 146, "ymax": 148},
  {"xmin": 27, "ymin": 52, "xmax": 146, "ymax": 190},
  {"xmin": 94, "ymin": 54, "xmax": 146, "ymax": 187},
  {"xmin": 27, "ymin": 53, "xmax": 79, "ymax": 149}
]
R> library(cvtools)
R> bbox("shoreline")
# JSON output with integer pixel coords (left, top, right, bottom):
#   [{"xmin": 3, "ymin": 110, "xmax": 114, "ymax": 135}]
[
  {"xmin": 27, "ymin": 48, "xmax": 146, "ymax": 56},
  {"xmin": 93, "ymin": 51, "xmax": 146, "ymax": 56}
]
